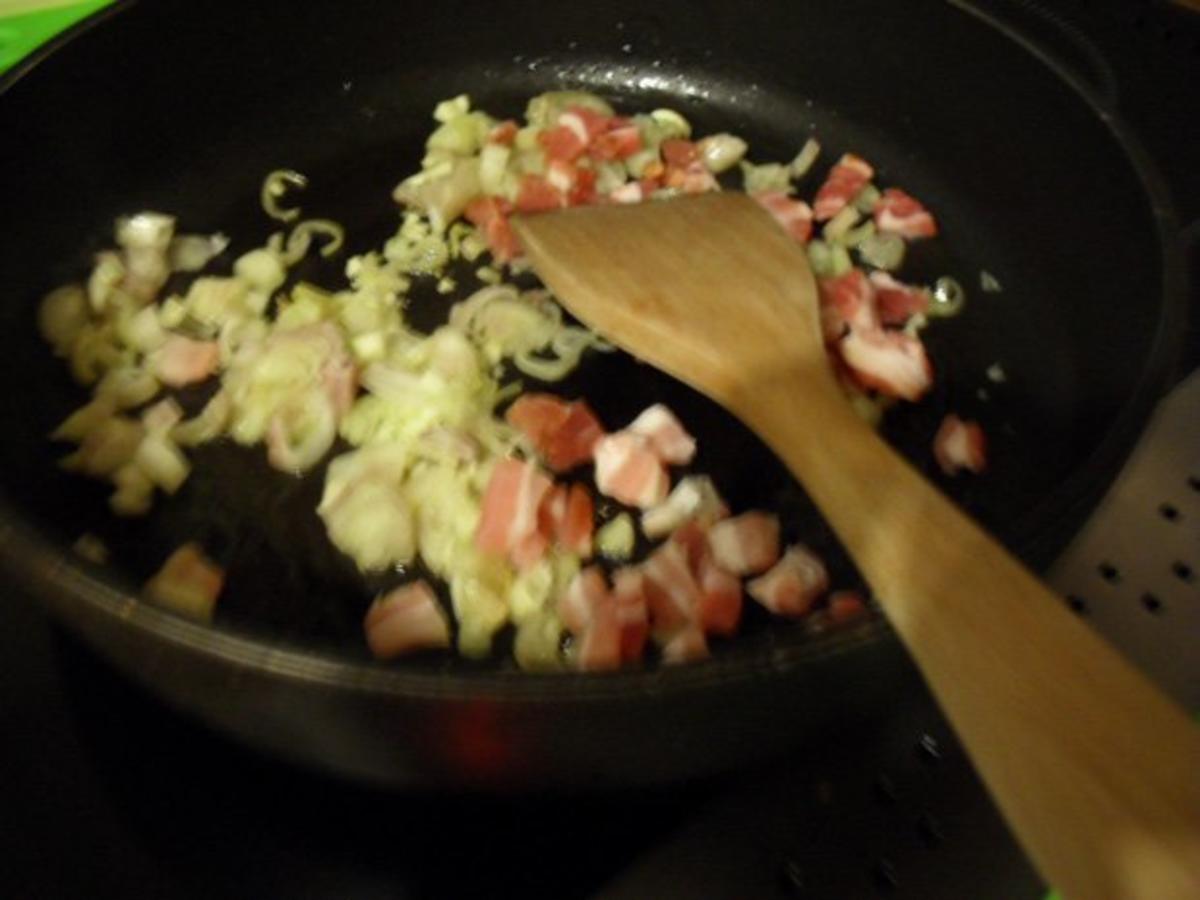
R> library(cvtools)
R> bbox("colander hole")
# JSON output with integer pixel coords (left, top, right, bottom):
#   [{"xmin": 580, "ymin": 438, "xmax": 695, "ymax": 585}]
[
  {"xmin": 1172, "ymin": 561, "xmax": 1194, "ymax": 583},
  {"xmin": 779, "ymin": 859, "xmax": 807, "ymax": 894},
  {"xmin": 1141, "ymin": 593, "xmax": 1163, "ymax": 613},
  {"xmin": 1067, "ymin": 594, "xmax": 1088, "ymax": 614},
  {"xmin": 871, "ymin": 858, "xmax": 899, "ymax": 893},
  {"xmin": 1159, "ymin": 503, "xmax": 1180, "ymax": 522},
  {"xmin": 1098, "ymin": 562, "xmax": 1121, "ymax": 583},
  {"xmin": 916, "ymin": 734, "xmax": 942, "ymax": 763},
  {"xmin": 916, "ymin": 812, "xmax": 945, "ymax": 848},
  {"xmin": 1188, "ymin": 475, "xmax": 1200, "ymax": 493},
  {"xmin": 872, "ymin": 773, "xmax": 899, "ymax": 805}
]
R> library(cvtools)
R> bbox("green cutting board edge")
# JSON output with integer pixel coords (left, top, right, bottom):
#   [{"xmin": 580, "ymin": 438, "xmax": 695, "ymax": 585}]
[{"xmin": 0, "ymin": 0, "xmax": 114, "ymax": 75}]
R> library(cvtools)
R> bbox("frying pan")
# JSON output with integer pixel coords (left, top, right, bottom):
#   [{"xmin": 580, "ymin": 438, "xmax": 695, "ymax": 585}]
[{"xmin": 0, "ymin": 0, "xmax": 1186, "ymax": 787}]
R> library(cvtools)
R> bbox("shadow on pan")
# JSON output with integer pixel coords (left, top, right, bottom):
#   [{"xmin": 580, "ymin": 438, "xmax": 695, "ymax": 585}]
[{"xmin": 0, "ymin": 0, "xmax": 1185, "ymax": 786}]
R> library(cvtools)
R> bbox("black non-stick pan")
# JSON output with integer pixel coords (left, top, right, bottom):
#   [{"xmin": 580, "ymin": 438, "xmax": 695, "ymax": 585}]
[{"xmin": 0, "ymin": 0, "xmax": 1186, "ymax": 787}]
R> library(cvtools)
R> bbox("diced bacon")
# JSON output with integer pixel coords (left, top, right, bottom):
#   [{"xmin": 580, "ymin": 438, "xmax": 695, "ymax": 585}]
[
  {"xmin": 665, "ymin": 161, "xmax": 719, "ymax": 194},
  {"xmin": 707, "ymin": 511, "xmax": 781, "ymax": 576},
  {"xmin": 661, "ymin": 139, "xmax": 700, "ymax": 169},
  {"xmin": 577, "ymin": 604, "xmax": 622, "ymax": 671},
  {"xmin": 610, "ymin": 181, "xmax": 645, "ymax": 204},
  {"xmin": 594, "ymin": 432, "xmax": 669, "ymax": 509},
  {"xmin": 475, "ymin": 458, "xmax": 554, "ymax": 568},
  {"xmin": 364, "ymin": 581, "xmax": 451, "ymax": 659},
  {"xmin": 505, "ymin": 393, "xmax": 606, "ymax": 472},
  {"xmin": 869, "ymin": 271, "xmax": 930, "ymax": 326},
  {"xmin": 752, "ymin": 191, "xmax": 814, "ymax": 244},
  {"xmin": 539, "ymin": 483, "xmax": 567, "ymax": 537},
  {"xmin": 627, "ymin": 403, "xmax": 696, "ymax": 465},
  {"xmin": 611, "ymin": 567, "xmax": 650, "ymax": 662},
  {"xmin": 642, "ymin": 538, "xmax": 702, "ymax": 637},
  {"xmin": 558, "ymin": 566, "xmax": 606, "ymax": 634},
  {"xmin": 874, "ymin": 188, "xmax": 938, "ymax": 239},
  {"xmin": 747, "ymin": 545, "xmax": 829, "ymax": 617},
  {"xmin": 153, "ymin": 335, "xmax": 220, "ymax": 388},
  {"xmin": 464, "ymin": 196, "xmax": 520, "ymax": 263},
  {"xmin": 589, "ymin": 125, "xmax": 643, "ymax": 161},
  {"xmin": 695, "ymin": 556, "xmax": 743, "ymax": 637},
  {"xmin": 558, "ymin": 567, "xmax": 621, "ymax": 672},
  {"xmin": 541, "ymin": 482, "xmax": 594, "ymax": 557},
  {"xmin": 641, "ymin": 475, "xmax": 728, "ymax": 539},
  {"xmin": 144, "ymin": 542, "xmax": 224, "ymax": 622},
  {"xmin": 561, "ymin": 106, "xmax": 611, "ymax": 141},
  {"xmin": 544, "ymin": 159, "xmax": 578, "ymax": 194},
  {"xmin": 539, "ymin": 124, "xmax": 588, "ymax": 162},
  {"xmin": 818, "ymin": 268, "xmax": 879, "ymax": 343},
  {"xmin": 828, "ymin": 590, "xmax": 869, "ymax": 625},
  {"xmin": 839, "ymin": 327, "xmax": 933, "ymax": 401},
  {"xmin": 813, "ymin": 153, "xmax": 874, "ymax": 221},
  {"xmin": 661, "ymin": 625, "xmax": 709, "ymax": 664},
  {"xmin": 515, "ymin": 174, "xmax": 567, "ymax": 214},
  {"xmin": 487, "ymin": 120, "xmax": 519, "ymax": 146},
  {"xmin": 568, "ymin": 166, "xmax": 598, "ymax": 206},
  {"xmin": 669, "ymin": 519, "xmax": 711, "ymax": 572},
  {"xmin": 933, "ymin": 414, "xmax": 988, "ymax": 476}
]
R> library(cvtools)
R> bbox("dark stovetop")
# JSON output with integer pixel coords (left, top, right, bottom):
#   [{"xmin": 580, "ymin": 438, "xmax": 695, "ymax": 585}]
[{"xmin": 3, "ymin": 3, "xmax": 1198, "ymax": 899}]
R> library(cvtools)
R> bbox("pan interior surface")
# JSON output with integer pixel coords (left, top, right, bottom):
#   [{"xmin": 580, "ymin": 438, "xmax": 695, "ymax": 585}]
[{"xmin": 0, "ymin": 0, "xmax": 1180, "ymax": 695}]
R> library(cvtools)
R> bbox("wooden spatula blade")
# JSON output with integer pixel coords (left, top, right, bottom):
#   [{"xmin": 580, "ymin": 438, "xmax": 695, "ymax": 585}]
[{"xmin": 513, "ymin": 193, "xmax": 827, "ymax": 408}]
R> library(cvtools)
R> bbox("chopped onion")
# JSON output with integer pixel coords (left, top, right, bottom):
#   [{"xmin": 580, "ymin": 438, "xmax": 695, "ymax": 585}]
[
  {"xmin": 789, "ymin": 138, "xmax": 821, "ymax": 178},
  {"xmin": 525, "ymin": 91, "xmax": 613, "ymax": 128},
  {"xmin": 596, "ymin": 513, "xmax": 636, "ymax": 560},
  {"xmin": 282, "ymin": 219, "xmax": 346, "ymax": 266},
  {"xmin": 135, "ymin": 432, "xmax": 191, "ymax": 494},
  {"xmin": 61, "ymin": 417, "xmax": 144, "ymax": 477},
  {"xmin": 170, "ymin": 233, "xmax": 230, "ymax": 273},
  {"xmin": 142, "ymin": 397, "xmax": 184, "ymax": 433},
  {"xmin": 97, "ymin": 366, "xmax": 160, "ymax": 409},
  {"xmin": 87, "ymin": 252, "xmax": 125, "ymax": 313},
  {"xmin": 144, "ymin": 543, "xmax": 224, "ymax": 620},
  {"xmin": 740, "ymin": 161, "xmax": 792, "ymax": 194},
  {"xmin": 173, "ymin": 390, "xmax": 232, "ymax": 447},
  {"xmin": 52, "ymin": 395, "xmax": 118, "ymax": 443},
  {"xmin": 853, "ymin": 184, "xmax": 881, "ymax": 215},
  {"xmin": 450, "ymin": 566, "xmax": 510, "ymax": 658},
  {"xmin": 39, "ymin": 285, "xmax": 89, "ymax": 357},
  {"xmin": 650, "ymin": 108, "xmax": 692, "ymax": 140},
  {"xmin": 433, "ymin": 94, "xmax": 470, "ymax": 123},
  {"xmin": 929, "ymin": 277, "xmax": 966, "ymax": 317},
  {"xmin": 394, "ymin": 158, "xmax": 481, "ymax": 234},
  {"xmin": 807, "ymin": 240, "xmax": 834, "ymax": 278},
  {"xmin": 234, "ymin": 248, "xmax": 286, "ymax": 292},
  {"xmin": 478, "ymin": 143, "xmax": 511, "ymax": 196},
  {"xmin": 829, "ymin": 243, "xmax": 853, "ymax": 277},
  {"xmin": 320, "ymin": 476, "xmax": 416, "ymax": 572},
  {"xmin": 841, "ymin": 221, "xmax": 876, "ymax": 249},
  {"xmin": 118, "ymin": 304, "xmax": 168, "ymax": 353},
  {"xmin": 513, "ymin": 611, "xmax": 565, "ymax": 672},
  {"xmin": 261, "ymin": 169, "xmax": 308, "ymax": 223},
  {"xmin": 72, "ymin": 533, "xmax": 109, "ymax": 565},
  {"xmin": 696, "ymin": 133, "xmax": 748, "ymax": 173},
  {"xmin": 823, "ymin": 205, "xmax": 861, "ymax": 243},
  {"xmin": 857, "ymin": 232, "xmax": 906, "ymax": 271},
  {"xmin": 266, "ymin": 391, "xmax": 337, "ymax": 473},
  {"xmin": 980, "ymin": 270, "xmax": 1003, "ymax": 293},
  {"xmin": 110, "ymin": 464, "xmax": 155, "ymax": 517}
]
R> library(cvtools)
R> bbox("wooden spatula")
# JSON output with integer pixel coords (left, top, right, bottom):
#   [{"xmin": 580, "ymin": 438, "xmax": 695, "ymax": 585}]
[{"xmin": 513, "ymin": 193, "xmax": 1200, "ymax": 900}]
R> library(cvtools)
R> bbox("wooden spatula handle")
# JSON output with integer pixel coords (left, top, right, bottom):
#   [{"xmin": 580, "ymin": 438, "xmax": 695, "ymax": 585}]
[{"xmin": 744, "ymin": 372, "xmax": 1200, "ymax": 899}]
